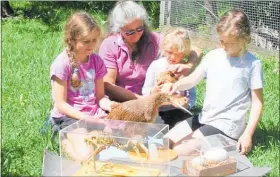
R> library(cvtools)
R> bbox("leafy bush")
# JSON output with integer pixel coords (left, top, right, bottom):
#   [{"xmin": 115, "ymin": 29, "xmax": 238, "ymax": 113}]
[{"xmin": 10, "ymin": 1, "xmax": 160, "ymax": 29}]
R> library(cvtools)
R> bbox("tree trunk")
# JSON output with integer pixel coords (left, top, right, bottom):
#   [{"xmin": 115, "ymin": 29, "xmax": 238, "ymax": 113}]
[{"xmin": 1, "ymin": 1, "xmax": 14, "ymax": 18}]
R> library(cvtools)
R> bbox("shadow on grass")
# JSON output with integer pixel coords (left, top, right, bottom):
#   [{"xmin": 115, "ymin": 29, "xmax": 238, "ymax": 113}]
[
  {"xmin": 40, "ymin": 123, "xmax": 60, "ymax": 155},
  {"xmin": 252, "ymin": 126, "xmax": 279, "ymax": 150},
  {"xmin": 1, "ymin": 147, "xmax": 24, "ymax": 176}
]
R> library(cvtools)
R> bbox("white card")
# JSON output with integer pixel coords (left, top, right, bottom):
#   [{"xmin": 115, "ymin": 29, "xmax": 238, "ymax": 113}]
[{"xmin": 164, "ymin": 120, "xmax": 192, "ymax": 143}]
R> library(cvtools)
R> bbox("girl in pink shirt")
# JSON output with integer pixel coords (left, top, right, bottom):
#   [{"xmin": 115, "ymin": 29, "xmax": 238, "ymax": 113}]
[
  {"xmin": 99, "ymin": 1, "xmax": 202, "ymax": 102},
  {"xmin": 50, "ymin": 12, "xmax": 114, "ymax": 131}
]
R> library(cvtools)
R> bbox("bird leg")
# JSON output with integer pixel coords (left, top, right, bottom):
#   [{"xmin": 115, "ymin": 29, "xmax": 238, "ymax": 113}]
[
  {"xmin": 81, "ymin": 145, "xmax": 106, "ymax": 173},
  {"xmin": 92, "ymin": 145, "xmax": 106, "ymax": 172},
  {"xmin": 130, "ymin": 140, "xmax": 149, "ymax": 159}
]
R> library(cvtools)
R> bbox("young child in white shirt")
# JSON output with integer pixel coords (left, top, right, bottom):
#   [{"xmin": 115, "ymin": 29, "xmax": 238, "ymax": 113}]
[{"xmin": 142, "ymin": 26, "xmax": 196, "ymax": 128}]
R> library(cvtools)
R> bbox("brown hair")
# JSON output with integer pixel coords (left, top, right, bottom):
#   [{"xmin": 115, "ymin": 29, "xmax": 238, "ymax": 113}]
[
  {"xmin": 64, "ymin": 12, "xmax": 101, "ymax": 88},
  {"xmin": 216, "ymin": 9, "xmax": 251, "ymax": 43},
  {"xmin": 160, "ymin": 26, "xmax": 191, "ymax": 57}
]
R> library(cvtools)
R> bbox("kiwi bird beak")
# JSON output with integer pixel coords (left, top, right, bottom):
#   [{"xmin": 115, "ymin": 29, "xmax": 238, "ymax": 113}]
[{"xmin": 175, "ymin": 103, "xmax": 193, "ymax": 116}]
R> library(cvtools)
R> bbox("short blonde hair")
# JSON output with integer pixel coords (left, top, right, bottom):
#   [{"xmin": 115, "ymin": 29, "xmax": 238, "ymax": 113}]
[{"xmin": 160, "ymin": 26, "xmax": 191, "ymax": 56}]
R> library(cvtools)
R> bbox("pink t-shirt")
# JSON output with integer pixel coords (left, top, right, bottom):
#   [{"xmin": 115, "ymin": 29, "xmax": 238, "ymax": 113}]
[
  {"xmin": 50, "ymin": 50, "xmax": 107, "ymax": 118},
  {"xmin": 99, "ymin": 32, "xmax": 160, "ymax": 95}
]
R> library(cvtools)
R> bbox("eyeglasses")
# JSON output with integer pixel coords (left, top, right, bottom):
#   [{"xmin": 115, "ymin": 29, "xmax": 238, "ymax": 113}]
[{"xmin": 123, "ymin": 26, "xmax": 144, "ymax": 36}]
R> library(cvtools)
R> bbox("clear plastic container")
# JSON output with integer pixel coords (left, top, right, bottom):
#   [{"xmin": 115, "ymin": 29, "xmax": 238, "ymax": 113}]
[
  {"xmin": 59, "ymin": 118, "xmax": 171, "ymax": 176},
  {"xmin": 182, "ymin": 134, "xmax": 238, "ymax": 176}
]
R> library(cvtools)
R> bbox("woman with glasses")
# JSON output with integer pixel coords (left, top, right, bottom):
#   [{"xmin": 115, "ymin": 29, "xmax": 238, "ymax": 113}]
[{"xmin": 99, "ymin": 1, "xmax": 202, "ymax": 102}]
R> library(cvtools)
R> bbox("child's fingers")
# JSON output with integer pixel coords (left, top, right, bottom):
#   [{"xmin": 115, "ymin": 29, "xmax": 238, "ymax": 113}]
[
  {"xmin": 176, "ymin": 66, "xmax": 184, "ymax": 73},
  {"xmin": 169, "ymin": 85, "xmax": 179, "ymax": 95},
  {"xmin": 166, "ymin": 65, "xmax": 177, "ymax": 73},
  {"xmin": 236, "ymin": 140, "xmax": 241, "ymax": 153},
  {"xmin": 238, "ymin": 141, "xmax": 246, "ymax": 155},
  {"xmin": 243, "ymin": 144, "xmax": 251, "ymax": 154},
  {"xmin": 158, "ymin": 84, "xmax": 164, "ymax": 89},
  {"xmin": 166, "ymin": 64, "xmax": 186, "ymax": 74},
  {"xmin": 170, "ymin": 87, "xmax": 176, "ymax": 94},
  {"xmin": 161, "ymin": 83, "xmax": 173, "ymax": 94},
  {"xmin": 241, "ymin": 145, "xmax": 246, "ymax": 155},
  {"xmin": 168, "ymin": 90, "xmax": 174, "ymax": 95}
]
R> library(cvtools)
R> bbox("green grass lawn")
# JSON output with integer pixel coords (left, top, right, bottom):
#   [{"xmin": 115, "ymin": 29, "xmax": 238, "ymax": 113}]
[{"xmin": 2, "ymin": 10, "xmax": 279, "ymax": 177}]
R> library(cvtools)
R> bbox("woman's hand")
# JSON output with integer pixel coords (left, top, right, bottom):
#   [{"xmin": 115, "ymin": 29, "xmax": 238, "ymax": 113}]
[{"xmin": 237, "ymin": 132, "xmax": 253, "ymax": 155}]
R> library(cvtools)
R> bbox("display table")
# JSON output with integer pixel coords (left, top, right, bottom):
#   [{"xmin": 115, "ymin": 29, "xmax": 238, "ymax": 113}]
[{"xmin": 42, "ymin": 149, "xmax": 271, "ymax": 176}]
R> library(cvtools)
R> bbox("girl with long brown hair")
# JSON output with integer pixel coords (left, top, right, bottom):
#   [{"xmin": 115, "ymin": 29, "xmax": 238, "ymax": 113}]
[{"xmin": 50, "ymin": 12, "xmax": 115, "ymax": 131}]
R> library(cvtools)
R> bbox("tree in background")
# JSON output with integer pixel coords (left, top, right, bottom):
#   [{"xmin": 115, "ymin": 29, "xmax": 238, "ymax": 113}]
[{"xmin": 1, "ymin": 1, "xmax": 14, "ymax": 18}]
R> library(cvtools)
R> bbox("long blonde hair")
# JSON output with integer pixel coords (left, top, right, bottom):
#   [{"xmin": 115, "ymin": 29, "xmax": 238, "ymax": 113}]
[{"xmin": 64, "ymin": 12, "xmax": 100, "ymax": 88}]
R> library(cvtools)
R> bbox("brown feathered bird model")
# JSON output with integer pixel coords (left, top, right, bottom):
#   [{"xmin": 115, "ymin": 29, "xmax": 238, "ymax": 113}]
[{"xmin": 107, "ymin": 93, "xmax": 187, "ymax": 122}]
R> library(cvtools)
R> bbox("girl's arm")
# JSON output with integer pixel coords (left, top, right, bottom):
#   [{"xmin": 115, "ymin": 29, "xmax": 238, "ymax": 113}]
[
  {"xmin": 103, "ymin": 68, "xmax": 141, "ymax": 102},
  {"xmin": 237, "ymin": 88, "xmax": 263, "ymax": 154},
  {"xmin": 161, "ymin": 67, "xmax": 204, "ymax": 94},
  {"xmin": 52, "ymin": 76, "xmax": 86, "ymax": 120},
  {"xmin": 173, "ymin": 67, "xmax": 204, "ymax": 91},
  {"xmin": 95, "ymin": 78, "xmax": 114, "ymax": 111}
]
